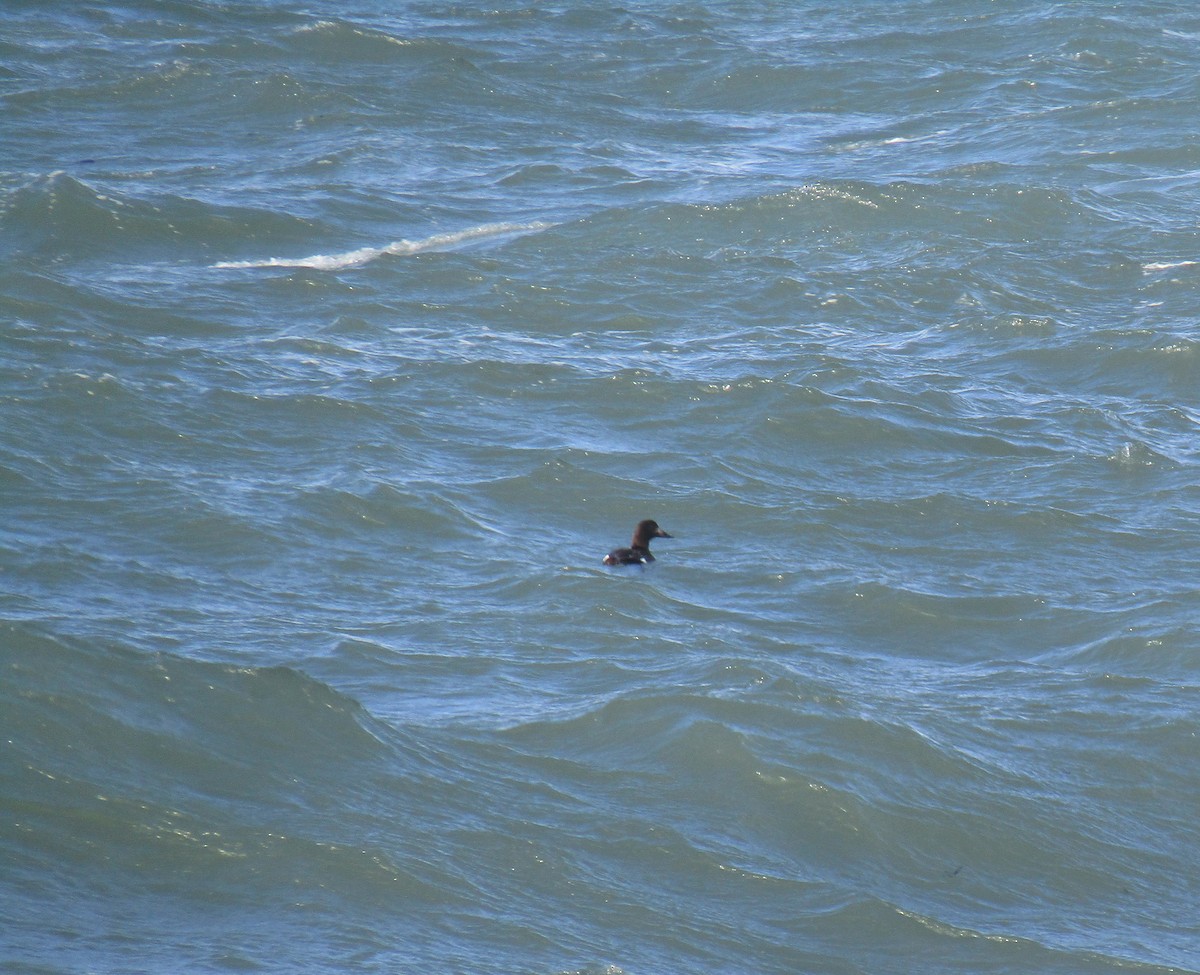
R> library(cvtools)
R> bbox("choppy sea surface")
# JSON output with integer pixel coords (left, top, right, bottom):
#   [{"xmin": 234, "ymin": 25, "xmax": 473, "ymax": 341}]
[{"xmin": 4, "ymin": 2, "xmax": 1200, "ymax": 973}]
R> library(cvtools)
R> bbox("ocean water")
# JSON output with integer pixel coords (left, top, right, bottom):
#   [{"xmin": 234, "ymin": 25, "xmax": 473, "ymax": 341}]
[{"xmin": 3, "ymin": 1, "xmax": 1200, "ymax": 972}]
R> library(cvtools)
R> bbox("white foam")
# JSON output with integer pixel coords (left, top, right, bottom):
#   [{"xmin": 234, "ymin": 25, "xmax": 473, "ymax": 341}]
[
  {"xmin": 1143, "ymin": 259, "xmax": 1198, "ymax": 272},
  {"xmin": 214, "ymin": 220, "xmax": 554, "ymax": 270}
]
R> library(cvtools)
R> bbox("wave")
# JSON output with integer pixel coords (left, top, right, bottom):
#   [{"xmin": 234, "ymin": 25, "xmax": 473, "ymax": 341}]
[{"xmin": 213, "ymin": 220, "xmax": 554, "ymax": 270}]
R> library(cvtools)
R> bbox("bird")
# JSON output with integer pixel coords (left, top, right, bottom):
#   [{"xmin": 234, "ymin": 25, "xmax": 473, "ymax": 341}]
[{"xmin": 603, "ymin": 519, "xmax": 672, "ymax": 566}]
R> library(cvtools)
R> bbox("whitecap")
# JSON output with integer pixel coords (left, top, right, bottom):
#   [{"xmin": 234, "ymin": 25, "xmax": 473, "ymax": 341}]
[
  {"xmin": 1142, "ymin": 259, "xmax": 1198, "ymax": 272},
  {"xmin": 213, "ymin": 220, "xmax": 554, "ymax": 270}
]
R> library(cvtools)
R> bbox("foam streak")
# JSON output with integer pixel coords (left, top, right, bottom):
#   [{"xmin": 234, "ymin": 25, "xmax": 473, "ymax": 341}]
[{"xmin": 214, "ymin": 220, "xmax": 553, "ymax": 270}]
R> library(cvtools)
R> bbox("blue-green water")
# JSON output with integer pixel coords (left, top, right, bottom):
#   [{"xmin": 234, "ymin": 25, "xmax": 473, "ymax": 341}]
[{"xmin": 3, "ymin": 3, "xmax": 1199, "ymax": 973}]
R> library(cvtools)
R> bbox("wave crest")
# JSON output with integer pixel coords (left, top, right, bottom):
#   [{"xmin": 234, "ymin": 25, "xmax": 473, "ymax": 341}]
[{"xmin": 213, "ymin": 220, "xmax": 554, "ymax": 270}]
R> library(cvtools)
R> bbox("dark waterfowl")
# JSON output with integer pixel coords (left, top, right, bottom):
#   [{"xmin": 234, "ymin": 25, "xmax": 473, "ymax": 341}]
[{"xmin": 603, "ymin": 519, "xmax": 672, "ymax": 566}]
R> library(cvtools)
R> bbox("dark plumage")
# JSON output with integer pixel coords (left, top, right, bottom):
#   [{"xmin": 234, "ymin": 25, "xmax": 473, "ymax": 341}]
[{"xmin": 603, "ymin": 519, "xmax": 672, "ymax": 566}]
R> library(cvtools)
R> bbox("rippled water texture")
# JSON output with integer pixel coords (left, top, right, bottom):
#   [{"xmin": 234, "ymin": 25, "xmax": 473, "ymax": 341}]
[{"xmin": 3, "ymin": 2, "xmax": 1199, "ymax": 973}]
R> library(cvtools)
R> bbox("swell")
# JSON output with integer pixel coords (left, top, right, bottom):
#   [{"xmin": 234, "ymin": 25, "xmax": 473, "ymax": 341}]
[
  {"xmin": 0, "ymin": 624, "xmax": 479, "ymax": 913},
  {"xmin": 1, "ymin": 171, "xmax": 331, "ymax": 263},
  {"xmin": 494, "ymin": 666, "xmax": 1194, "ymax": 972}
]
